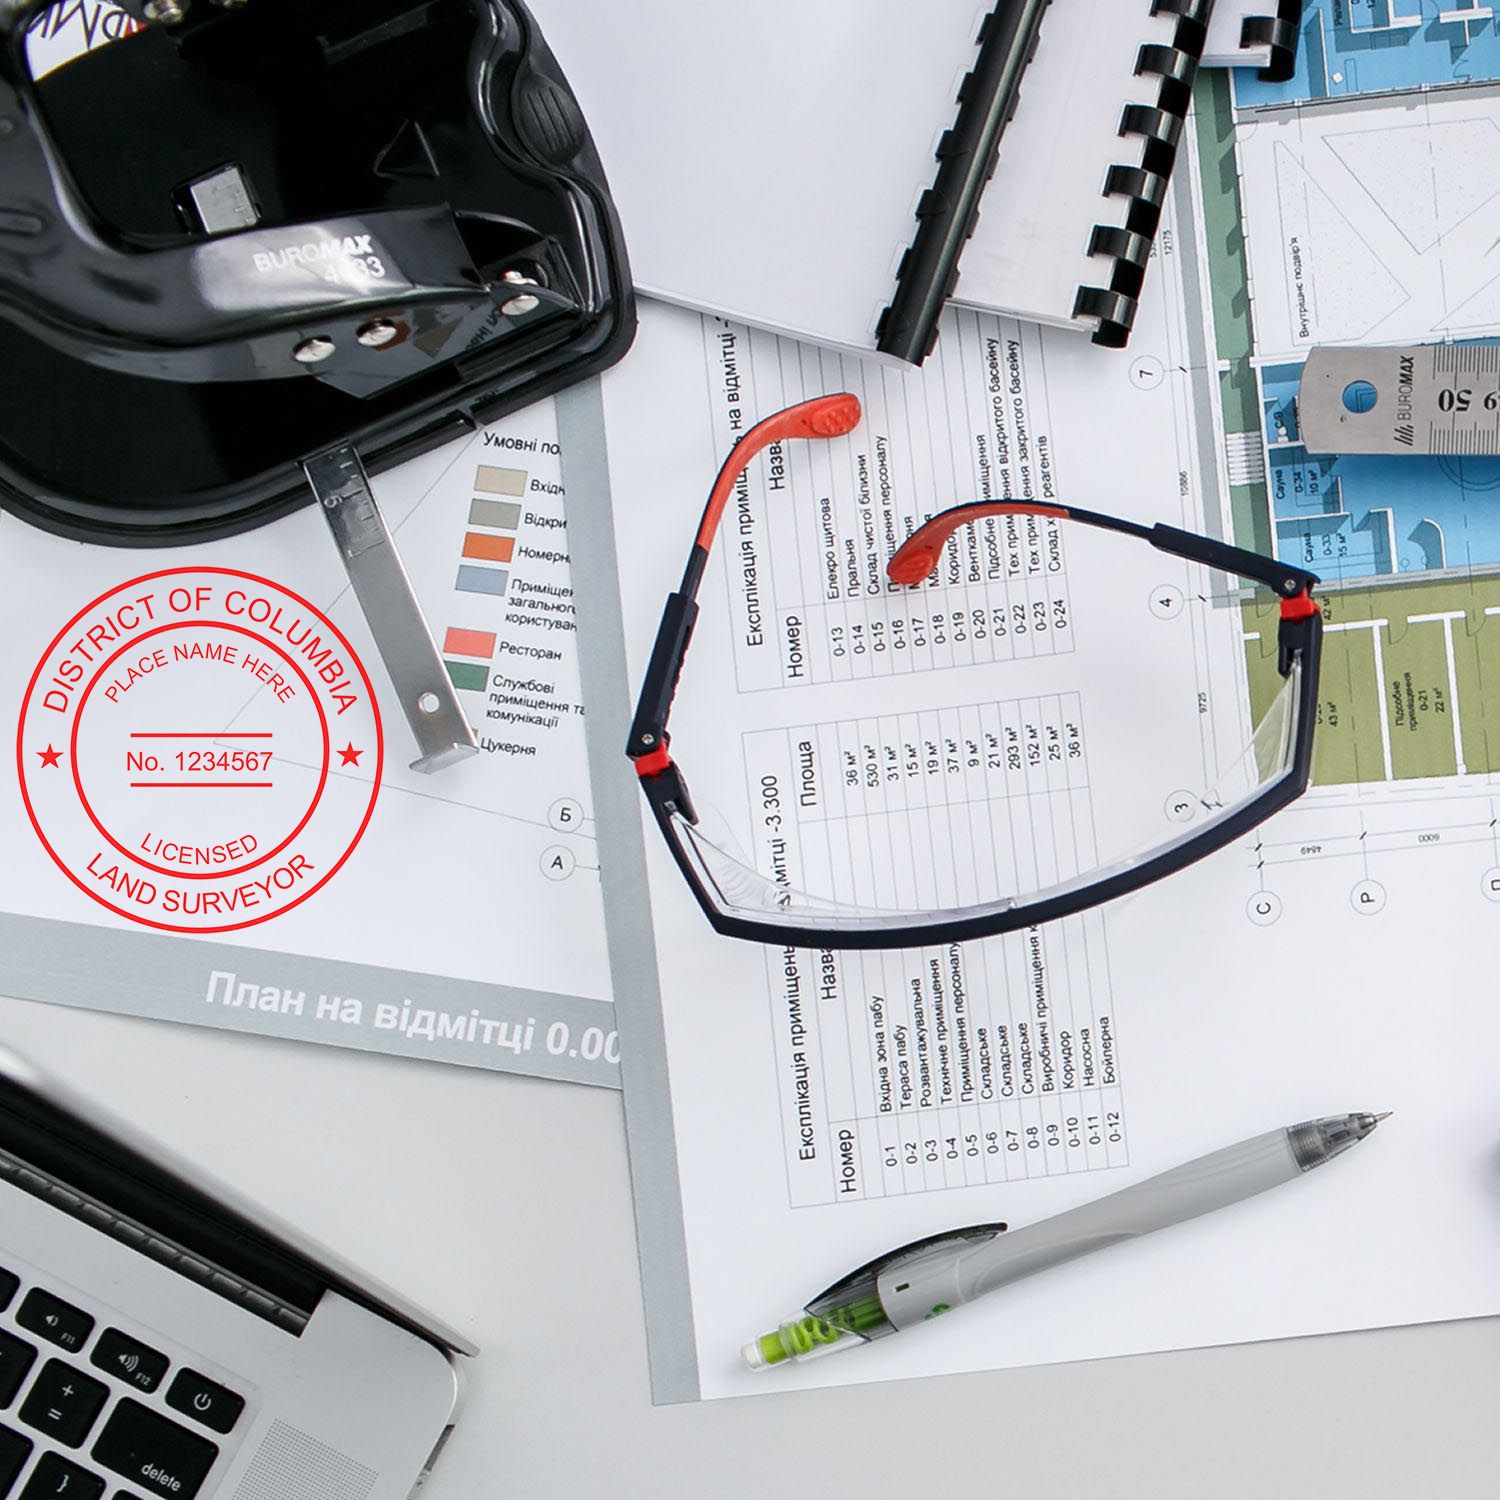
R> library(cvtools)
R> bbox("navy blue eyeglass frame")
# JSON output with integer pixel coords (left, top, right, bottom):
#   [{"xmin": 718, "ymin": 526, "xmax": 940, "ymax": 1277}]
[{"xmin": 626, "ymin": 395, "xmax": 1322, "ymax": 951}]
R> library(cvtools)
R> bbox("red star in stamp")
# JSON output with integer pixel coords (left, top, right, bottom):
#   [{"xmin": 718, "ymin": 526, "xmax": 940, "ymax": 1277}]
[
  {"xmin": 36, "ymin": 745, "xmax": 62, "ymax": 769},
  {"xmin": 338, "ymin": 743, "xmax": 363, "ymax": 767}
]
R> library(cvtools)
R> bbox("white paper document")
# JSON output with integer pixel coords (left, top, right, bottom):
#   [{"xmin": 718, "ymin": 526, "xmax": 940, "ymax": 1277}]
[
  {"xmin": 531, "ymin": 0, "xmax": 1241, "ymax": 354},
  {"xmin": 575, "ymin": 256, "xmax": 1500, "ymax": 1401},
  {"xmin": 955, "ymin": 0, "xmax": 1182, "ymax": 333},
  {"xmin": 528, "ymin": 0, "xmax": 989, "ymax": 356},
  {"xmin": 0, "ymin": 402, "xmax": 618, "ymax": 1086},
  {"xmin": 1202, "ymin": 1, "xmax": 1287, "ymax": 69}
]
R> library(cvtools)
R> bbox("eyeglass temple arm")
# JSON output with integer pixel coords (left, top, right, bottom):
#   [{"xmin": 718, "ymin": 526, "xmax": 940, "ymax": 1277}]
[
  {"xmin": 627, "ymin": 394, "xmax": 862, "ymax": 769},
  {"xmin": 1146, "ymin": 521, "xmax": 1319, "ymax": 599},
  {"xmin": 626, "ymin": 554, "xmax": 705, "ymax": 770},
  {"xmin": 888, "ymin": 502, "xmax": 1320, "ymax": 599},
  {"xmin": 630, "ymin": 432, "xmax": 1322, "ymax": 770}
]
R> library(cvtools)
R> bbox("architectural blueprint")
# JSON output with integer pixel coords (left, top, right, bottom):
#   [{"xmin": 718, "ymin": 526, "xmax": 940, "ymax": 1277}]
[{"xmin": 1191, "ymin": 2, "xmax": 1500, "ymax": 911}]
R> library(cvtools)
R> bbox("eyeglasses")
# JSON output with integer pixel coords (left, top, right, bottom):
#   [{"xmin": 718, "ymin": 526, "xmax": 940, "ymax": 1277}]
[{"xmin": 627, "ymin": 395, "xmax": 1322, "ymax": 950}]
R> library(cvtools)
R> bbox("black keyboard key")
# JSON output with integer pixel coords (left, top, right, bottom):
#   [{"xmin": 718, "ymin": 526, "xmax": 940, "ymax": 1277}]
[
  {"xmin": 0, "ymin": 1271, "xmax": 17, "ymax": 1313},
  {"xmin": 91, "ymin": 1402, "xmax": 218, "ymax": 1500},
  {"xmin": 19, "ymin": 1362, "xmax": 109, "ymax": 1449},
  {"xmin": 20, "ymin": 1454, "xmax": 106, "ymax": 1500},
  {"xmin": 0, "ymin": 1335, "xmax": 36, "ymax": 1410},
  {"xmin": 15, "ymin": 1293, "xmax": 92, "ymax": 1356},
  {"xmin": 89, "ymin": 1334, "xmax": 167, "ymax": 1398},
  {"xmin": 163, "ymin": 1373, "xmax": 241, "ymax": 1437},
  {"xmin": 0, "ymin": 1424, "xmax": 33, "ymax": 1496}
]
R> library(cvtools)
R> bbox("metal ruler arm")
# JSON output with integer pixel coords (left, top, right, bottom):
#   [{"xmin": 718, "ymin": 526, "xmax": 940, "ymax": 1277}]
[{"xmin": 1300, "ymin": 343, "xmax": 1500, "ymax": 456}]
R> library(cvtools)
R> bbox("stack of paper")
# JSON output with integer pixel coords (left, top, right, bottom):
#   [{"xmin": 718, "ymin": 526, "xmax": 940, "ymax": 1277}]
[{"xmin": 531, "ymin": 0, "xmax": 1305, "ymax": 353}]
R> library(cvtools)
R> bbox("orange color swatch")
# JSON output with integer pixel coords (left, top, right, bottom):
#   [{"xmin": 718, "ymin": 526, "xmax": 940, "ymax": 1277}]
[{"xmin": 461, "ymin": 532, "xmax": 515, "ymax": 563}]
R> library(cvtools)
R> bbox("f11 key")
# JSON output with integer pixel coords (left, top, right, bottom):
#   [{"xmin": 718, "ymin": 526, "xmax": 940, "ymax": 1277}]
[{"xmin": 15, "ymin": 1290, "xmax": 92, "ymax": 1355}]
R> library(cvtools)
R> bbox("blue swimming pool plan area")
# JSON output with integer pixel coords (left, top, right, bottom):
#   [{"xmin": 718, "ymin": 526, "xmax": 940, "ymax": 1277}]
[
  {"xmin": 1261, "ymin": 360, "xmax": 1500, "ymax": 581},
  {"xmin": 1236, "ymin": 0, "xmax": 1500, "ymax": 109}
]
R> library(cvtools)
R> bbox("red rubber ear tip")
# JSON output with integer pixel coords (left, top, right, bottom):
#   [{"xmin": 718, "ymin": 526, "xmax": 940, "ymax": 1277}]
[
  {"xmin": 808, "ymin": 394, "xmax": 861, "ymax": 437},
  {"xmin": 887, "ymin": 546, "xmax": 936, "ymax": 586}
]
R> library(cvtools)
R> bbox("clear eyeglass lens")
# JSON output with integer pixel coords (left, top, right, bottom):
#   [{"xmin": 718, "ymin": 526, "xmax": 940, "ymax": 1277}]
[{"xmin": 668, "ymin": 662, "xmax": 1303, "ymax": 932}]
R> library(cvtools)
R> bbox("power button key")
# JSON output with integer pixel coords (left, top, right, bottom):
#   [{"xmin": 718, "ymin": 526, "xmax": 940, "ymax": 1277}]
[{"xmin": 163, "ymin": 1372, "xmax": 243, "ymax": 1436}]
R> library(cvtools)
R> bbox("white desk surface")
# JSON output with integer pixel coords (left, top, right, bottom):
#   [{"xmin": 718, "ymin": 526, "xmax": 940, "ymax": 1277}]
[{"xmin": 4, "ymin": 993, "xmax": 1495, "ymax": 1498}]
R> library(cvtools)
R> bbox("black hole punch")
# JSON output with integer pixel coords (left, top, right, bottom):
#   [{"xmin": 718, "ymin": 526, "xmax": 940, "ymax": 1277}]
[{"xmin": 0, "ymin": 0, "xmax": 634, "ymax": 546}]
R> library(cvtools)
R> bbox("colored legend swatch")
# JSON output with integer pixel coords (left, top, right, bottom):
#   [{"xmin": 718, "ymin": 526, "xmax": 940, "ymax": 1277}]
[
  {"xmin": 462, "ymin": 532, "xmax": 516, "ymax": 563},
  {"xmin": 444, "ymin": 627, "xmax": 497, "ymax": 657},
  {"xmin": 456, "ymin": 565, "xmax": 509, "ymax": 597},
  {"xmin": 475, "ymin": 465, "xmax": 526, "ymax": 496},
  {"xmin": 456, "ymin": 465, "xmax": 523, "ymax": 598},
  {"xmin": 446, "ymin": 661, "xmax": 489, "ymax": 692},
  {"xmin": 470, "ymin": 498, "xmax": 522, "ymax": 530},
  {"xmin": 443, "ymin": 626, "xmax": 496, "ymax": 693}
]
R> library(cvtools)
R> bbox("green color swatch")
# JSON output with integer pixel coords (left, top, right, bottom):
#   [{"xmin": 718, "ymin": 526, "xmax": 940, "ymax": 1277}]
[{"xmin": 445, "ymin": 660, "xmax": 489, "ymax": 693}]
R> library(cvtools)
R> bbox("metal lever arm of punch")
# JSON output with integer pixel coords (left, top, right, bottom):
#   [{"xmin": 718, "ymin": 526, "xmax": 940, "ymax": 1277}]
[
  {"xmin": 304, "ymin": 444, "xmax": 477, "ymax": 772},
  {"xmin": 0, "ymin": 0, "xmax": 634, "ymax": 771}
]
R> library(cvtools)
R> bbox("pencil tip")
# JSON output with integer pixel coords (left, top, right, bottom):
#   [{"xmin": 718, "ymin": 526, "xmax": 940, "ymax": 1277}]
[{"xmin": 1373, "ymin": 1111, "xmax": 1392, "ymax": 1123}]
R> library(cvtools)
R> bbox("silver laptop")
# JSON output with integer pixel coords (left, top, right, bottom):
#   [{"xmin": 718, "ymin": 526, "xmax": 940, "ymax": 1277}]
[{"xmin": 0, "ymin": 1045, "xmax": 472, "ymax": 1500}]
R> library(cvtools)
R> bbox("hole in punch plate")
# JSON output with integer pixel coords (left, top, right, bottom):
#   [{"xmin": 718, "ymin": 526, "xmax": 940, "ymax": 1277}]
[
  {"xmin": 417, "ymin": 692, "xmax": 441, "ymax": 715},
  {"xmin": 1341, "ymin": 379, "xmax": 1378, "ymax": 415}
]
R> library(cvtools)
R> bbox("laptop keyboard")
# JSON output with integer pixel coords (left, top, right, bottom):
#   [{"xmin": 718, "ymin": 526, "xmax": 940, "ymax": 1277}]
[{"xmin": 0, "ymin": 1265, "xmax": 243, "ymax": 1500}]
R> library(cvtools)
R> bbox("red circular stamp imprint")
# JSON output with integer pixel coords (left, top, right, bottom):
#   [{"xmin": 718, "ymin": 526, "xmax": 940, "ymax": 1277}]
[{"xmin": 16, "ymin": 567, "xmax": 383, "ymax": 933}]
